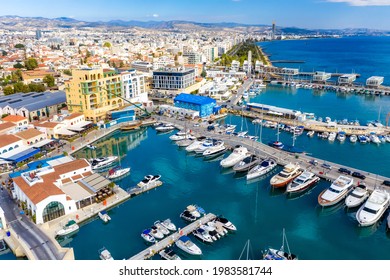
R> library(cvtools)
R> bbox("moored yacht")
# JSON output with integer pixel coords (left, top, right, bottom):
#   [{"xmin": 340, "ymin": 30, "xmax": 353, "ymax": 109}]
[
  {"xmin": 153, "ymin": 221, "xmax": 170, "ymax": 235},
  {"xmin": 169, "ymin": 131, "xmax": 194, "ymax": 141},
  {"xmin": 141, "ymin": 229, "xmax": 156, "ymax": 243},
  {"xmin": 185, "ymin": 137, "xmax": 207, "ymax": 152},
  {"xmin": 246, "ymin": 158, "xmax": 277, "ymax": 180},
  {"xmin": 220, "ymin": 145, "xmax": 249, "ymax": 168},
  {"xmin": 286, "ymin": 171, "xmax": 320, "ymax": 194},
  {"xmin": 160, "ymin": 219, "xmax": 177, "ymax": 232},
  {"xmin": 337, "ymin": 131, "xmax": 346, "ymax": 142},
  {"xmin": 306, "ymin": 131, "xmax": 315, "ymax": 137},
  {"xmin": 263, "ymin": 229, "xmax": 297, "ymax": 260},
  {"xmin": 356, "ymin": 189, "xmax": 390, "ymax": 227},
  {"xmin": 137, "ymin": 174, "xmax": 161, "ymax": 188},
  {"xmin": 233, "ymin": 154, "xmax": 261, "ymax": 172},
  {"xmin": 192, "ymin": 228, "xmax": 213, "ymax": 243},
  {"xmin": 155, "ymin": 123, "xmax": 175, "ymax": 132},
  {"xmin": 98, "ymin": 210, "xmax": 111, "ymax": 223},
  {"xmin": 56, "ymin": 220, "xmax": 79, "ymax": 237},
  {"xmin": 203, "ymin": 141, "xmax": 226, "ymax": 158},
  {"xmin": 99, "ymin": 247, "xmax": 114, "ymax": 260},
  {"xmin": 150, "ymin": 226, "xmax": 165, "ymax": 239},
  {"xmin": 91, "ymin": 156, "xmax": 118, "ymax": 170},
  {"xmin": 180, "ymin": 210, "xmax": 197, "ymax": 222},
  {"xmin": 270, "ymin": 163, "xmax": 302, "ymax": 188},
  {"xmin": 328, "ymin": 132, "xmax": 336, "ymax": 141},
  {"xmin": 194, "ymin": 139, "xmax": 216, "ymax": 154},
  {"xmin": 106, "ymin": 166, "xmax": 130, "ymax": 179},
  {"xmin": 345, "ymin": 185, "xmax": 369, "ymax": 208},
  {"xmin": 214, "ymin": 216, "xmax": 237, "ymax": 231},
  {"xmin": 349, "ymin": 135, "xmax": 358, "ymax": 143},
  {"xmin": 318, "ymin": 175, "xmax": 354, "ymax": 207},
  {"xmin": 175, "ymin": 236, "xmax": 202, "ymax": 255}
]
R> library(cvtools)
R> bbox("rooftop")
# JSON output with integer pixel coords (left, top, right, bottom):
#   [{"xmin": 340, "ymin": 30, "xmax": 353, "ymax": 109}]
[
  {"xmin": 174, "ymin": 93, "xmax": 216, "ymax": 106},
  {"xmin": 0, "ymin": 134, "xmax": 21, "ymax": 148},
  {"xmin": 2, "ymin": 115, "xmax": 28, "ymax": 123},
  {"xmin": 0, "ymin": 121, "xmax": 16, "ymax": 132},
  {"xmin": 0, "ymin": 91, "xmax": 66, "ymax": 111},
  {"xmin": 15, "ymin": 128, "xmax": 44, "ymax": 140}
]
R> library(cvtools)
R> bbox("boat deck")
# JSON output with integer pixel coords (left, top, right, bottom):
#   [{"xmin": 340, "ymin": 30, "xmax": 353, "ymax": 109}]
[{"xmin": 129, "ymin": 213, "xmax": 216, "ymax": 260}]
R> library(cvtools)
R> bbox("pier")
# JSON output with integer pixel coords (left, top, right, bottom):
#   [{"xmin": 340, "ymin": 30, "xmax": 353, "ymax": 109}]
[
  {"xmin": 127, "ymin": 180, "xmax": 163, "ymax": 197},
  {"xmin": 129, "ymin": 213, "xmax": 216, "ymax": 260}
]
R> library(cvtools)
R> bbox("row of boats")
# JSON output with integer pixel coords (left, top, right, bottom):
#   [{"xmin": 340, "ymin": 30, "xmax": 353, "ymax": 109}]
[{"xmin": 316, "ymin": 131, "xmax": 390, "ymax": 144}]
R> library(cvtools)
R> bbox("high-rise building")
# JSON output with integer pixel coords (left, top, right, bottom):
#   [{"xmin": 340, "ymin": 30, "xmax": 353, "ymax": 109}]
[
  {"xmin": 120, "ymin": 69, "xmax": 148, "ymax": 103},
  {"xmin": 153, "ymin": 68, "xmax": 195, "ymax": 90},
  {"xmin": 36, "ymin": 30, "xmax": 42, "ymax": 40},
  {"xmin": 65, "ymin": 68, "xmax": 123, "ymax": 123},
  {"xmin": 272, "ymin": 21, "xmax": 276, "ymax": 40}
]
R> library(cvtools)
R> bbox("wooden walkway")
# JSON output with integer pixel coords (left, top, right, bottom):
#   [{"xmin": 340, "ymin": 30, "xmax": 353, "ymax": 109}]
[
  {"xmin": 129, "ymin": 213, "xmax": 216, "ymax": 260},
  {"xmin": 127, "ymin": 180, "xmax": 163, "ymax": 196}
]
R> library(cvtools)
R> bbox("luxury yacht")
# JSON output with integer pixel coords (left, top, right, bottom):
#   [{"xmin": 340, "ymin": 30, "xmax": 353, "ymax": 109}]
[
  {"xmin": 270, "ymin": 163, "xmax": 302, "ymax": 188},
  {"xmin": 246, "ymin": 158, "xmax": 277, "ymax": 180},
  {"xmin": 318, "ymin": 175, "xmax": 354, "ymax": 207},
  {"xmin": 90, "ymin": 156, "xmax": 118, "ymax": 170},
  {"xmin": 220, "ymin": 145, "xmax": 249, "ymax": 168},
  {"xmin": 286, "ymin": 171, "xmax": 320, "ymax": 194},
  {"xmin": 175, "ymin": 236, "xmax": 202, "ymax": 255},
  {"xmin": 137, "ymin": 174, "xmax": 161, "ymax": 188},
  {"xmin": 356, "ymin": 189, "xmax": 390, "ymax": 227},
  {"xmin": 345, "ymin": 185, "xmax": 369, "ymax": 208},
  {"xmin": 233, "ymin": 154, "xmax": 261, "ymax": 172}
]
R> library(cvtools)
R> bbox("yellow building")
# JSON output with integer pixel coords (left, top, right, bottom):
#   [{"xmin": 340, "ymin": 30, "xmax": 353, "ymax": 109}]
[{"xmin": 65, "ymin": 68, "xmax": 123, "ymax": 122}]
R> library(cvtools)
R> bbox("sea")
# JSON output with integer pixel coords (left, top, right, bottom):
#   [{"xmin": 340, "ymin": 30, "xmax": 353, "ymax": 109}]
[{"xmin": 2, "ymin": 36, "xmax": 390, "ymax": 260}]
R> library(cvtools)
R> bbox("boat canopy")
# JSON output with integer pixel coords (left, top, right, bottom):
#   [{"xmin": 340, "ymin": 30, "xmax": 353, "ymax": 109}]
[
  {"xmin": 179, "ymin": 236, "xmax": 190, "ymax": 242},
  {"xmin": 143, "ymin": 229, "xmax": 151, "ymax": 234}
]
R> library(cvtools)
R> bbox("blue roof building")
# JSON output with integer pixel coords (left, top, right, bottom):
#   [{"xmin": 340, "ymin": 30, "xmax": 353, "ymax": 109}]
[{"xmin": 174, "ymin": 93, "xmax": 216, "ymax": 118}]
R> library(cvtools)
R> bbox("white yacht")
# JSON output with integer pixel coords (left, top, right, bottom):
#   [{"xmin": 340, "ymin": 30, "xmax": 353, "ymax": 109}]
[
  {"xmin": 137, "ymin": 174, "xmax": 161, "ymax": 188},
  {"xmin": 150, "ymin": 226, "xmax": 165, "ymax": 239},
  {"xmin": 169, "ymin": 131, "xmax": 194, "ymax": 141},
  {"xmin": 160, "ymin": 219, "xmax": 177, "ymax": 231},
  {"xmin": 98, "ymin": 210, "xmax": 111, "ymax": 223},
  {"xmin": 337, "ymin": 131, "xmax": 346, "ymax": 142},
  {"xmin": 328, "ymin": 132, "xmax": 336, "ymax": 142},
  {"xmin": 370, "ymin": 133, "xmax": 381, "ymax": 144},
  {"xmin": 199, "ymin": 224, "xmax": 221, "ymax": 241},
  {"xmin": 99, "ymin": 247, "xmax": 114, "ymax": 260},
  {"xmin": 185, "ymin": 137, "xmax": 207, "ymax": 152},
  {"xmin": 202, "ymin": 141, "xmax": 226, "ymax": 158},
  {"xmin": 91, "ymin": 156, "xmax": 118, "ymax": 170},
  {"xmin": 56, "ymin": 220, "xmax": 79, "ymax": 237},
  {"xmin": 270, "ymin": 163, "xmax": 302, "ymax": 188},
  {"xmin": 186, "ymin": 205, "xmax": 201, "ymax": 218},
  {"xmin": 220, "ymin": 146, "xmax": 249, "ymax": 168},
  {"xmin": 175, "ymin": 236, "xmax": 202, "ymax": 255},
  {"xmin": 349, "ymin": 135, "xmax": 358, "ymax": 143},
  {"xmin": 345, "ymin": 185, "xmax": 369, "ymax": 208},
  {"xmin": 318, "ymin": 175, "xmax": 354, "ymax": 207},
  {"xmin": 106, "ymin": 166, "xmax": 130, "ymax": 179},
  {"xmin": 153, "ymin": 221, "xmax": 170, "ymax": 235},
  {"xmin": 194, "ymin": 139, "xmax": 216, "ymax": 154},
  {"xmin": 246, "ymin": 158, "xmax": 277, "ymax": 180},
  {"xmin": 192, "ymin": 228, "xmax": 213, "ymax": 243},
  {"xmin": 286, "ymin": 171, "xmax": 320, "ymax": 194},
  {"xmin": 214, "ymin": 216, "xmax": 237, "ymax": 231},
  {"xmin": 155, "ymin": 123, "xmax": 175, "ymax": 132},
  {"xmin": 233, "ymin": 154, "xmax": 261, "ymax": 173},
  {"xmin": 356, "ymin": 189, "xmax": 390, "ymax": 227},
  {"xmin": 141, "ymin": 229, "xmax": 156, "ymax": 243},
  {"xmin": 306, "ymin": 131, "xmax": 315, "ymax": 137}
]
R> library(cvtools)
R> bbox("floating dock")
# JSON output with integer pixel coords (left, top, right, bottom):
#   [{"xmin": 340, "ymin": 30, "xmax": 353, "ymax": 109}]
[
  {"xmin": 129, "ymin": 213, "xmax": 216, "ymax": 260},
  {"xmin": 127, "ymin": 180, "xmax": 163, "ymax": 197}
]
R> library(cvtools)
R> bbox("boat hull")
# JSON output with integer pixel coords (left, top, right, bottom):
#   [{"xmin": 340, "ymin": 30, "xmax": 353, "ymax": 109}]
[
  {"xmin": 286, "ymin": 177, "xmax": 320, "ymax": 194},
  {"xmin": 318, "ymin": 189, "xmax": 350, "ymax": 207}
]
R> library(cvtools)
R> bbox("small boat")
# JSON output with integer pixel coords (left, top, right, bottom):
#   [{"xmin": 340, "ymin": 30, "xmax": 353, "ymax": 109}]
[
  {"xmin": 306, "ymin": 131, "xmax": 315, "ymax": 137},
  {"xmin": 120, "ymin": 120, "xmax": 142, "ymax": 131},
  {"xmin": 160, "ymin": 219, "xmax": 177, "ymax": 231},
  {"xmin": 106, "ymin": 166, "xmax": 130, "ymax": 179},
  {"xmin": 175, "ymin": 236, "xmax": 202, "ymax": 255},
  {"xmin": 233, "ymin": 154, "xmax": 261, "ymax": 172},
  {"xmin": 269, "ymin": 141, "xmax": 284, "ymax": 149},
  {"xmin": 337, "ymin": 131, "xmax": 346, "ymax": 142},
  {"xmin": 349, "ymin": 135, "xmax": 357, "ymax": 143},
  {"xmin": 246, "ymin": 158, "xmax": 277, "ymax": 180},
  {"xmin": 220, "ymin": 145, "xmax": 249, "ymax": 168},
  {"xmin": 86, "ymin": 144, "xmax": 96, "ymax": 150},
  {"xmin": 176, "ymin": 139, "xmax": 194, "ymax": 147},
  {"xmin": 141, "ymin": 229, "xmax": 156, "ymax": 243},
  {"xmin": 137, "ymin": 174, "xmax": 161, "ymax": 188},
  {"xmin": 263, "ymin": 229, "xmax": 297, "ymax": 260},
  {"xmin": 318, "ymin": 175, "xmax": 354, "ymax": 207},
  {"xmin": 370, "ymin": 132, "xmax": 381, "ymax": 144},
  {"xmin": 286, "ymin": 171, "xmax": 320, "ymax": 194},
  {"xmin": 192, "ymin": 228, "xmax": 213, "ymax": 243},
  {"xmin": 91, "ymin": 156, "xmax": 118, "ymax": 170},
  {"xmin": 155, "ymin": 123, "xmax": 175, "ymax": 132},
  {"xmin": 356, "ymin": 189, "xmax": 390, "ymax": 227},
  {"xmin": 153, "ymin": 221, "xmax": 170, "ymax": 235},
  {"xmin": 208, "ymin": 220, "xmax": 228, "ymax": 236},
  {"xmin": 358, "ymin": 135, "xmax": 368, "ymax": 143},
  {"xmin": 180, "ymin": 210, "xmax": 197, "ymax": 222},
  {"xmin": 150, "ymin": 226, "xmax": 165, "ymax": 239},
  {"xmin": 214, "ymin": 216, "xmax": 237, "ymax": 231},
  {"xmin": 199, "ymin": 224, "xmax": 220, "ymax": 241},
  {"xmin": 203, "ymin": 141, "xmax": 226, "ymax": 158},
  {"xmin": 159, "ymin": 248, "xmax": 182, "ymax": 260},
  {"xmin": 56, "ymin": 219, "xmax": 79, "ymax": 237},
  {"xmin": 194, "ymin": 139, "xmax": 216, "ymax": 154},
  {"xmin": 345, "ymin": 185, "xmax": 369, "ymax": 208},
  {"xmin": 186, "ymin": 205, "xmax": 201, "ymax": 218},
  {"xmin": 328, "ymin": 132, "xmax": 336, "ymax": 141},
  {"xmin": 98, "ymin": 247, "xmax": 114, "ymax": 260},
  {"xmin": 270, "ymin": 163, "xmax": 302, "ymax": 188},
  {"xmin": 185, "ymin": 137, "xmax": 207, "ymax": 152},
  {"xmin": 98, "ymin": 210, "xmax": 111, "ymax": 223},
  {"xmin": 169, "ymin": 131, "xmax": 194, "ymax": 141}
]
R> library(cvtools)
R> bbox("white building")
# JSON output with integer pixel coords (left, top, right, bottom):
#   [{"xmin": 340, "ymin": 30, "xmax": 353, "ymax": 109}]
[
  {"xmin": 255, "ymin": 60, "xmax": 263, "ymax": 72},
  {"xmin": 121, "ymin": 69, "xmax": 148, "ymax": 103},
  {"xmin": 312, "ymin": 71, "xmax": 331, "ymax": 83},
  {"xmin": 366, "ymin": 76, "xmax": 384, "ymax": 88},
  {"xmin": 231, "ymin": 60, "xmax": 240, "ymax": 72},
  {"xmin": 338, "ymin": 74, "xmax": 356, "ymax": 85},
  {"xmin": 158, "ymin": 104, "xmax": 199, "ymax": 119}
]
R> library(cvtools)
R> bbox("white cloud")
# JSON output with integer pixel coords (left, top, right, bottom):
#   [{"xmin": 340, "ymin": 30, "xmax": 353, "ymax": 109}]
[
  {"xmin": 326, "ymin": 0, "xmax": 390, "ymax": 6},
  {"xmin": 152, "ymin": 14, "xmax": 159, "ymax": 18}
]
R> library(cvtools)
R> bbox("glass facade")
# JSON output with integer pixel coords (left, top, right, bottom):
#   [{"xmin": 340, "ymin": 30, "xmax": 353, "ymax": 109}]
[{"xmin": 42, "ymin": 201, "xmax": 65, "ymax": 223}]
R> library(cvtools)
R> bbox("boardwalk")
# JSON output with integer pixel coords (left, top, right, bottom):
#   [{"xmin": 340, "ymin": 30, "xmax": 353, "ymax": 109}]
[{"xmin": 129, "ymin": 213, "xmax": 216, "ymax": 260}]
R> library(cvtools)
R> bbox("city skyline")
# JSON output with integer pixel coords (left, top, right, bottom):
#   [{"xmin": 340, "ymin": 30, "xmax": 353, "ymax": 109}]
[{"xmin": 1, "ymin": 0, "xmax": 390, "ymax": 30}]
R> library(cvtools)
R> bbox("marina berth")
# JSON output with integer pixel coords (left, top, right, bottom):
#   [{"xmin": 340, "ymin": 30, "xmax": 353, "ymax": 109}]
[
  {"xmin": 233, "ymin": 154, "xmax": 261, "ymax": 172},
  {"xmin": 56, "ymin": 220, "xmax": 79, "ymax": 237},
  {"xmin": 345, "ymin": 185, "xmax": 369, "ymax": 208},
  {"xmin": 286, "ymin": 171, "xmax": 320, "ymax": 194},
  {"xmin": 99, "ymin": 247, "xmax": 114, "ymax": 260},
  {"xmin": 220, "ymin": 145, "xmax": 249, "ymax": 168},
  {"xmin": 318, "ymin": 175, "xmax": 354, "ymax": 207},
  {"xmin": 159, "ymin": 248, "xmax": 181, "ymax": 260},
  {"xmin": 356, "ymin": 189, "xmax": 390, "ymax": 227},
  {"xmin": 246, "ymin": 157, "xmax": 277, "ymax": 180},
  {"xmin": 175, "ymin": 236, "xmax": 202, "ymax": 255},
  {"xmin": 270, "ymin": 163, "xmax": 302, "ymax": 188}
]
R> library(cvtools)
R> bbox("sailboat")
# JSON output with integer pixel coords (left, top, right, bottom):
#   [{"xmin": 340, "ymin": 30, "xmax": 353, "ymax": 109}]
[
  {"xmin": 263, "ymin": 229, "xmax": 298, "ymax": 260},
  {"xmin": 107, "ymin": 141, "xmax": 130, "ymax": 180},
  {"xmin": 268, "ymin": 121, "xmax": 284, "ymax": 149}
]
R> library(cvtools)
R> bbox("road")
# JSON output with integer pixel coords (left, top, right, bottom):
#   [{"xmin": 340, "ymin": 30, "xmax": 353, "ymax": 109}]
[{"xmin": 229, "ymin": 78, "xmax": 254, "ymax": 106}]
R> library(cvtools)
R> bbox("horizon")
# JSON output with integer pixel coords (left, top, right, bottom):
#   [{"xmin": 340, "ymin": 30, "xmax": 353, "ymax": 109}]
[{"xmin": 1, "ymin": 0, "xmax": 390, "ymax": 30}]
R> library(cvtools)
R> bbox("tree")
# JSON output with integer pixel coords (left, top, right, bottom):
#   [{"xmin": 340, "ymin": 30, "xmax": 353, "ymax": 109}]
[
  {"xmin": 43, "ymin": 75, "xmax": 55, "ymax": 87},
  {"xmin": 63, "ymin": 69, "xmax": 72, "ymax": 76},
  {"xmin": 13, "ymin": 82, "xmax": 29, "ymax": 93},
  {"xmin": 15, "ymin": 43, "xmax": 25, "ymax": 49},
  {"xmin": 13, "ymin": 62, "xmax": 24, "ymax": 69},
  {"xmin": 28, "ymin": 83, "xmax": 45, "ymax": 92},
  {"xmin": 119, "ymin": 61, "xmax": 124, "ymax": 68},
  {"xmin": 3, "ymin": 86, "xmax": 14, "ymax": 95},
  {"xmin": 103, "ymin": 42, "xmax": 111, "ymax": 48},
  {"xmin": 2, "ymin": 50, "xmax": 7, "ymax": 56},
  {"xmin": 24, "ymin": 58, "xmax": 38, "ymax": 70},
  {"xmin": 11, "ymin": 70, "xmax": 23, "ymax": 83}
]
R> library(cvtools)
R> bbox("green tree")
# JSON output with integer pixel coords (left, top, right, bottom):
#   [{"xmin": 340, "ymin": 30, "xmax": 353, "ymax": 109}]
[
  {"xmin": 13, "ymin": 82, "xmax": 29, "ymax": 93},
  {"xmin": 11, "ymin": 70, "xmax": 23, "ymax": 83},
  {"xmin": 103, "ymin": 42, "xmax": 111, "ymax": 48},
  {"xmin": 1, "ymin": 50, "xmax": 7, "ymax": 56},
  {"xmin": 24, "ymin": 58, "xmax": 38, "ymax": 70},
  {"xmin": 15, "ymin": 43, "xmax": 25, "ymax": 49},
  {"xmin": 63, "ymin": 69, "xmax": 72, "ymax": 76},
  {"xmin": 3, "ymin": 86, "xmax": 14, "ymax": 95},
  {"xmin": 28, "ymin": 83, "xmax": 45, "ymax": 92},
  {"xmin": 43, "ymin": 75, "xmax": 55, "ymax": 87},
  {"xmin": 119, "ymin": 61, "xmax": 124, "ymax": 68},
  {"xmin": 13, "ymin": 62, "xmax": 24, "ymax": 69}
]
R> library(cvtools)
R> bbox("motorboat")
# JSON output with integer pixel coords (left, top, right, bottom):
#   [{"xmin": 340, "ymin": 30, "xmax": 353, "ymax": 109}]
[
  {"xmin": 318, "ymin": 131, "xmax": 329, "ymax": 139},
  {"xmin": 199, "ymin": 224, "xmax": 220, "ymax": 241},
  {"xmin": 269, "ymin": 141, "xmax": 284, "ymax": 149},
  {"xmin": 263, "ymin": 229, "xmax": 297, "ymax": 260},
  {"xmin": 202, "ymin": 141, "xmax": 226, "ymax": 158},
  {"xmin": 120, "ymin": 120, "xmax": 142, "ymax": 131},
  {"xmin": 286, "ymin": 171, "xmax": 320, "ymax": 194},
  {"xmin": 192, "ymin": 228, "xmax": 213, "ymax": 243},
  {"xmin": 159, "ymin": 248, "xmax": 181, "ymax": 260},
  {"xmin": 186, "ymin": 205, "xmax": 201, "ymax": 218},
  {"xmin": 160, "ymin": 219, "xmax": 177, "ymax": 231},
  {"xmin": 155, "ymin": 123, "xmax": 175, "ymax": 132},
  {"xmin": 150, "ymin": 226, "xmax": 165, "ymax": 239},
  {"xmin": 141, "ymin": 229, "xmax": 156, "ymax": 243},
  {"xmin": 270, "ymin": 163, "xmax": 302, "ymax": 188},
  {"xmin": 176, "ymin": 139, "xmax": 194, "ymax": 147},
  {"xmin": 370, "ymin": 132, "xmax": 381, "ymax": 144},
  {"xmin": 153, "ymin": 221, "xmax": 170, "ymax": 235},
  {"xmin": 98, "ymin": 210, "xmax": 111, "ymax": 223},
  {"xmin": 345, "ymin": 185, "xmax": 369, "ymax": 208},
  {"xmin": 306, "ymin": 131, "xmax": 315, "ymax": 137},
  {"xmin": 220, "ymin": 124, "xmax": 236, "ymax": 133},
  {"xmin": 208, "ymin": 220, "xmax": 228, "ymax": 236},
  {"xmin": 337, "ymin": 131, "xmax": 346, "ymax": 142},
  {"xmin": 194, "ymin": 139, "xmax": 216, "ymax": 154},
  {"xmin": 349, "ymin": 135, "xmax": 357, "ymax": 143},
  {"xmin": 137, "ymin": 174, "xmax": 161, "ymax": 188},
  {"xmin": 86, "ymin": 144, "xmax": 96, "ymax": 150},
  {"xmin": 233, "ymin": 154, "xmax": 261, "ymax": 172},
  {"xmin": 356, "ymin": 189, "xmax": 390, "ymax": 227},
  {"xmin": 175, "ymin": 236, "xmax": 202, "ymax": 255},
  {"xmin": 246, "ymin": 158, "xmax": 277, "ymax": 180},
  {"xmin": 318, "ymin": 175, "xmax": 354, "ymax": 207},
  {"xmin": 185, "ymin": 137, "xmax": 207, "ymax": 152},
  {"xmin": 180, "ymin": 210, "xmax": 197, "ymax": 222},
  {"xmin": 294, "ymin": 126, "xmax": 304, "ymax": 136},
  {"xmin": 328, "ymin": 132, "xmax": 336, "ymax": 141},
  {"xmin": 56, "ymin": 219, "xmax": 79, "ymax": 237},
  {"xmin": 106, "ymin": 166, "xmax": 130, "ymax": 179},
  {"xmin": 214, "ymin": 216, "xmax": 237, "ymax": 231},
  {"xmin": 220, "ymin": 145, "xmax": 249, "ymax": 168},
  {"xmin": 169, "ymin": 131, "xmax": 194, "ymax": 141},
  {"xmin": 358, "ymin": 135, "xmax": 368, "ymax": 143},
  {"xmin": 98, "ymin": 247, "xmax": 114, "ymax": 260},
  {"xmin": 91, "ymin": 156, "xmax": 118, "ymax": 170}
]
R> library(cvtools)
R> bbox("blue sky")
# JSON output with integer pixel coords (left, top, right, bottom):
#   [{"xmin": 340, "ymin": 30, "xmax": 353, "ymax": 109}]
[{"xmin": 2, "ymin": 0, "xmax": 390, "ymax": 29}]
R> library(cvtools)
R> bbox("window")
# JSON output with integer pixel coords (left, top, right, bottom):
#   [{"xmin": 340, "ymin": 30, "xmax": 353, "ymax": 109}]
[{"xmin": 42, "ymin": 201, "xmax": 65, "ymax": 223}]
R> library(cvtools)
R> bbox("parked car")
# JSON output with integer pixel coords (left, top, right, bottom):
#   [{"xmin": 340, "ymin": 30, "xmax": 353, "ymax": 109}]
[
  {"xmin": 352, "ymin": 172, "xmax": 366, "ymax": 180},
  {"xmin": 309, "ymin": 159, "xmax": 318, "ymax": 166},
  {"xmin": 338, "ymin": 167, "xmax": 351, "ymax": 175},
  {"xmin": 321, "ymin": 163, "xmax": 332, "ymax": 170},
  {"xmin": 383, "ymin": 180, "xmax": 390, "ymax": 187}
]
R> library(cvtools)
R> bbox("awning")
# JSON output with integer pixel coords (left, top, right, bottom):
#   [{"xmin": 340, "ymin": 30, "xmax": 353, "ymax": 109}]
[
  {"xmin": 32, "ymin": 139, "xmax": 54, "ymax": 148},
  {"xmin": 3, "ymin": 147, "xmax": 40, "ymax": 163},
  {"xmin": 57, "ymin": 128, "xmax": 76, "ymax": 136}
]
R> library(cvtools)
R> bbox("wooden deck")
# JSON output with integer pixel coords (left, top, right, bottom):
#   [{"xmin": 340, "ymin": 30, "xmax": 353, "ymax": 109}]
[{"xmin": 129, "ymin": 213, "xmax": 216, "ymax": 260}]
